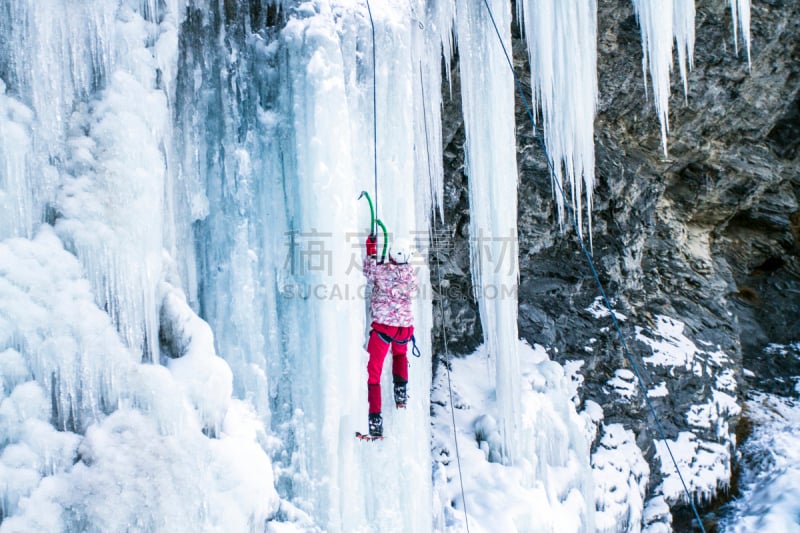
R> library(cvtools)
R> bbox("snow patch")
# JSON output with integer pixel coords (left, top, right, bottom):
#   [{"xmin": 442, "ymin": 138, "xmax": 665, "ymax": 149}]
[
  {"xmin": 720, "ymin": 391, "xmax": 800, "ymax": 531},
  {"xmin": 432, "ymin": 342, "xmax": 595, "ymax": 532},
  {"xmin": 607, "ymin": 369, "xmax": 638, "ymax": 400},
  {"xmin": 636, "ymin": 315, "xmax": 731, "ymax": 376},
  {"xmin": 648, "ymin": 381, "xmax": 669, "ymax": 398},
  {"xmin": 586, "ymin": 296, "xmax": 627, "ymax": 321}
]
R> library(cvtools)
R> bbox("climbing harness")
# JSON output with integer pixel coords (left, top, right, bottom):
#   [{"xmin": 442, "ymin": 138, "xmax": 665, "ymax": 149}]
[{"xmin": 479, "ymin": 1, "xmax": 706, "ymax": 531}]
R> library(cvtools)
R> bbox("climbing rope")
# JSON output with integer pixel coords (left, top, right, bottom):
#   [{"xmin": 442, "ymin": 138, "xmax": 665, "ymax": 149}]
[
  {"xmin": 365, "ymin": 0, "xmax": 379, "ymax": 236},
  {"xmin": 362, "ymin": 5, "xmax": 469, "ymax": 522},
  {"xmin": 478, "ymin": 1, "xmax": 707, "ymax": 531},
  {"xmin": 420, "ymin": 62, "xmax": 471, "ymax": 533}
]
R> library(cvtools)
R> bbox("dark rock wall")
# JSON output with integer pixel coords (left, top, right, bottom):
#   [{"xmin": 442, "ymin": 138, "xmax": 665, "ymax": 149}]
[{"xmin": 432, "ymin": 0, "xmax": 800, "ymax": 521}]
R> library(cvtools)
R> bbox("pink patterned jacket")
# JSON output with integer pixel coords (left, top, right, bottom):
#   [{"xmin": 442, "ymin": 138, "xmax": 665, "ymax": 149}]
[{"xmin": 363, "ymin": 257, "xmax": 417, "ymax": 327}]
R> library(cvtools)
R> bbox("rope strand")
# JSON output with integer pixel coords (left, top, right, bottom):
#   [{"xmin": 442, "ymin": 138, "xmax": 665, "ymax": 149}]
[
  {"xmin": 479, "ymin": 1, "xmax": 706, "ymax": 530},
  {"xmin": 366, "ymin": 0, "xmax": 379, "ymax": 235},
  {"xmin": 421, "ymin": 63, "xmax": 471, "ymax": 532}
]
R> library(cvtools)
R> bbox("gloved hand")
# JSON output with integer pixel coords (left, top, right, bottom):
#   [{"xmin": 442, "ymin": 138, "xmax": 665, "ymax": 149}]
[{"xmin": 366, "ymin": 233, "xmax": 377, "ymax": 256}]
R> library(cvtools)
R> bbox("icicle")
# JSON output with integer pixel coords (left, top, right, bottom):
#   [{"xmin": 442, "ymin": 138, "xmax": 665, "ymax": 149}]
[
  {"xmin": 632, "ymin": 0, "xmax": 697, "ymax": 156},
  {"xmin": 730, "ymin": 0, "xmax": 752, "ymax": 69},
  {"xmin": 455, "ymin": 0, "xmax": 521, "ymax": 465},
  {"xmin": 673, "ymin": 0, "xmax": 696, "ymax": 102},
  {"xmin": 412, "ymin": 0, "xmax": 454, "ymax": 221},
  {"xmin": 0, "ymin": 84, "xmax": 35, "ymax": 239},
  {"xmin": 517, "ymin": 0, "xmax": 598, "ymax": 238},
  {"xmin": 632, "ymin": 0, "xmax": 674, "ymax": 156}
]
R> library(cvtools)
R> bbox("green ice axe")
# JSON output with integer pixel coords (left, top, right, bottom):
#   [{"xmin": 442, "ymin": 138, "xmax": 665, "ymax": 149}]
[
  {"xmin": 375, "ymin": 219, "xmax": 388, "ymax": 263},
  {"xmin": 358, "ymin": 190, "xmax": 375, "ymax": 233},
  {"xmin": 358, "ymin": 191, "xmax": 389, "ymax": 262}
]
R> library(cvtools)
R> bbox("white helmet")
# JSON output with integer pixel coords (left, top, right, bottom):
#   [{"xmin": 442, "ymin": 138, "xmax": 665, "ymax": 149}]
[{"xmin": 389, "ymin": 238, "xmax": 414, "ymax": 264}]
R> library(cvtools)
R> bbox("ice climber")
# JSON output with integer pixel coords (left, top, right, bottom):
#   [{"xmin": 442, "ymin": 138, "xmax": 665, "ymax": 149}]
[{"xmin": 362, "ymin": 234, "xmax": 418, "ymax": 438}]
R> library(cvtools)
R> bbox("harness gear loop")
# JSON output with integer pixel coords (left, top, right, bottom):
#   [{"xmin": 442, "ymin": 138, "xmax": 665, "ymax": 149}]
[{"xmin": 374, "ymin": 330, "xmax": 422, "ymax": 358}]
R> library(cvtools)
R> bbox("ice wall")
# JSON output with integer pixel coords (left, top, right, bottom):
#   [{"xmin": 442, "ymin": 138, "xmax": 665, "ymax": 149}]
[
  {"xmin": 0, "ymin": 0, "xmax": 187, "ymax": 359},
  {"xmin": 175, "ymin": 1, "xmax": 445, "ymax": 530},
  {"xmin": 0, "ymin": 85, "xmax": 34, "ymax": 240},
  {"xmin": 0, "ymin": 0, "xmax": 277, "ymax": 530},
  {"xmin": 273, "ymin": 2, "xmax": 437, "ymax": 528},
  {"xmin": 0, "ymin": 229, "xmax": 277, "ymax": 531}
]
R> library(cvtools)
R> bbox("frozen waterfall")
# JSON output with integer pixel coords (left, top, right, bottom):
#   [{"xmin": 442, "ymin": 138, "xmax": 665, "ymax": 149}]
[{"xmin": 0, "ymin": 0, "xmax": 754, "ymax": 531}]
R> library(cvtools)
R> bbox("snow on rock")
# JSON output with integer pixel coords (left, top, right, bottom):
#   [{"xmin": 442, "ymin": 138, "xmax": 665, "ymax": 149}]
[
  {"xmin": 686, "ymin": 388, "xmax": 741, "ymax": 439},
  {"xmin": 564, "ymin": 359, "xmax": 587, "ymax": 407},
  {"xmin": 585, "ymin": 296, "xmax": 627, "ymax": 321},
  {"xmin": 642, "ymin": 493, "xmax": 672, "ymax": 533},
  {"xmin": 654, "ymin": 431, "xmax": 730, "ymax": 504},
  {"xmin": 635, "ymin": 314, "xmax": 739, "ymax": 505},
  {"xmin": 592, "ymin": 423, "xmax": 650, "ymax": 533},
  {"xmin": 647, "ymin": 381, "xmax": 669, "ymax": 398},
  {"xmin": 636, "ymin": 315, "xmax": 733, "ymax": 379},
  {"xmin": 581, "ymin": 399, "xmax": 604, "ymax": 446},
  {"xmin": 607, "ymin": 368, "xmax": 638, "ymax": 401},
  {"xmin": 636, "ymin": 315, "xmax": 697, "ymax": 371}
]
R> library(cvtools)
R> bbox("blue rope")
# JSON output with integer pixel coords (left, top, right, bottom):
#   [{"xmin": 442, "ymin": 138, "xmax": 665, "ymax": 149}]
[
  {"xmin": 366, "ymin": 0, "xmax": 379, "ymax": 235},
  {"xmin": 479, "ymin": 1, "xmax": 707, "ymax": 531}
]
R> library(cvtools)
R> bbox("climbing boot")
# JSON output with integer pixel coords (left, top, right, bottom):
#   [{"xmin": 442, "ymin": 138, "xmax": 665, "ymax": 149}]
[
  {"xmin": 394, "ymin": 382, "xmax": 408, "ymax": 409},
  {"xmin": 368, "ymin": 413, "xmax": 383, "ymax": 438}
]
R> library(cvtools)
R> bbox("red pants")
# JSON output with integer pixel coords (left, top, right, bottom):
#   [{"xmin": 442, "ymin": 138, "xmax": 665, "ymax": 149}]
[{"xmin": 367, "ymin": 322, "xmax": 413, "ymax": 414}]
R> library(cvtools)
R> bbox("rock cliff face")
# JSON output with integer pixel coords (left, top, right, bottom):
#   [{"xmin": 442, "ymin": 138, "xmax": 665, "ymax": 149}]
[{"xmin": 433, "ymin": 0, "xmax": 800, "ymax": 524}]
